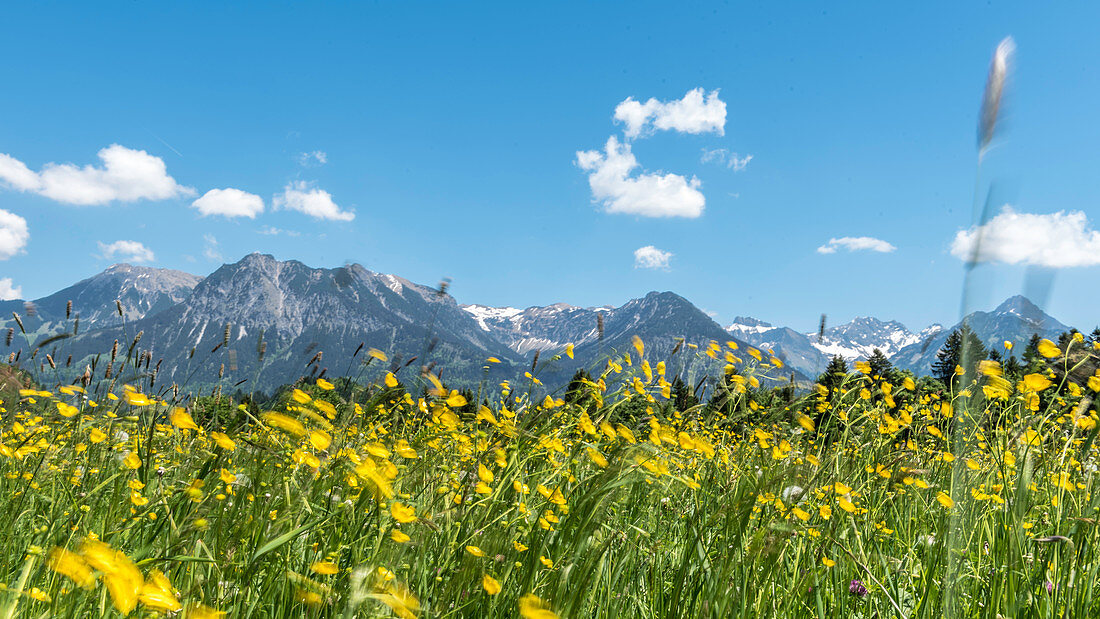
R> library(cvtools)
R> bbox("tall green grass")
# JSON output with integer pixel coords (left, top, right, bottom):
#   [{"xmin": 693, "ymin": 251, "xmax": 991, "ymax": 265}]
[{"xmin": 0, "ymin": 333, "xmax": 1098, "ymax": 618}]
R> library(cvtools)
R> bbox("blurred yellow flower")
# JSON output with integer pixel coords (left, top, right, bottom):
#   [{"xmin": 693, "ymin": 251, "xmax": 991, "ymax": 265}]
[
  {"xmin": 311, "ymin": 561, "xmax": 339, "ymax": 575},
  {"xmin": 1037, "ymin": 339, "xmax": 1061, "ymax": 358},
  {"xmin": 482, "ymin": 574, "xmax": 501, "ymax": 595},
  {"xmin": 170, "ymin": 408, "xmax": 199, "ymax": 431},
  {"xmin": 519, "ymin": 593, "xmax": 559, "ymax": 619}
]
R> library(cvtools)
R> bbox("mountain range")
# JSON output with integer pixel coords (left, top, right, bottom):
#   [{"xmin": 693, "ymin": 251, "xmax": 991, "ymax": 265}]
[
  {"xmin": 724, "ymin": 295, "xmax": 1072, "ymax": 377},
  {"xmin": 0, "ymin": 253, "xmax": 1083, "ymax": 392}
]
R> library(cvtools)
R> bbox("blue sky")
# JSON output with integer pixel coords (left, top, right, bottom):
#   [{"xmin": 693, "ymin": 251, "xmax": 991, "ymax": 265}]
[{"xmin": 2, "ymin": 2, "xmax": 1100, "ymax": 334}]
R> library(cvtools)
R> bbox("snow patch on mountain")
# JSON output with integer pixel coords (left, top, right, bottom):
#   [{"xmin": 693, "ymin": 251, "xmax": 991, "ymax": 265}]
[
  {"xmin": 805, "ymin": 317, "xmax": 924, "ymax": 360},
  {"xmin": 461, "ymin": 304, "xmax": 523, "ymax": 331},
  {"xmin": 725, "ymin": 316, "xmax": 775, "ymax": 335}
]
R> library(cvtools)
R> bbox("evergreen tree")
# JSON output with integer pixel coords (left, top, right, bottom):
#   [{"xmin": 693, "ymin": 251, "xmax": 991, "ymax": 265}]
[
  {"xmin": 932, "ymin": 330, "xmax": 962, "ymax": 386},
  {"xmin": 866, "ymin": 348, "xmax": 893, "ymax": 380},
  {"xmin": 1058, "ymin": 329, "xmax": 1080, "ymax": 348},
  {"xmin": 1090, "ymin": 327, "xmax": 1100, "ymax": 344},
  {"xmin": 1022, "ymin": 333, "xmax": 1044, "ymax": 372},
  {"xmin": 811, "ymin": 356, "xmax": 850, "ymax": 440},
  {"xmin": 456, "ymin": 387, "xmax": 478, "ymax": 421},
  {"xmin": 932, "ymin": 325, "xmax": 987, "ymax": 388},
  {"xmin": 564, "ymin": 369, "xmax": 594, "ymax": 406},
  {"xmin": 669, "ymin": 374, "xmax": 699, "ymax": 413},
  {"xmin": 819, "ymin": 355, "xmax": 849, "ymax": 394}
]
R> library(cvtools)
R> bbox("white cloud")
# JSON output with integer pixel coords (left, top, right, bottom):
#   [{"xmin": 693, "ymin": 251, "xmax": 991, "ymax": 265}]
[
  {"xmin": 0, "ymin": 155, "xmax": 39, "ymax": 191},
  {"xmin": 701, "ymin": 148, "xmax": 753, "ymax": 171},
  {"xmin": 192, "ymin": 188, "xmax": 264, "ymax": 219},
  {"xmin": 614, "ymin": 88, "xmax": 727, "ymax": 139},
  {"xmin": 298, "ymin": 150, "xmax": 328, "ymax": 167},
  {"xmin": 98, "ymin": 240, "xmax": 154, "ymax": 263},
  {"xmin": 633, "ymin": 245, "xmax": 674, "ymax": 270},
  {"xmin": 951, "ymin": 206, "xmax": 1100, "ymax": 267},
  {"xmin": 0, "ymin": 278, "xmax": 21, "ymax": 300},
  {"xmin": 274, "ymin": 181, "xmax": 355, "ymax": 221},
  {"xmin": 258, "ymin": 225, "xmax": 300, "ymax": 237},
  {"xmin": 203, "ymin": 234, "xmax": 223, "ymax": 261},
  {"xmin": 0, "ymin": 209, "xmax": 29, "ymax": 260},
  {"xmin": 817, "ymin": 236, "xmax": 897, "ymax": 254},
  {"xmin": 576, "ymin": 136, "xmax": 705, "ymax": 218},
  {"xmin": 0, "ymin": 145, "xmax": 194, "ymax": 205}
]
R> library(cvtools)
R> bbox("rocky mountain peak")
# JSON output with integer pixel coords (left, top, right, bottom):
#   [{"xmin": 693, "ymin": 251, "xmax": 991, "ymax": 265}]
[{"xmin": 993, "ymin": 295, "xmax": 1047, "ymax": 322}]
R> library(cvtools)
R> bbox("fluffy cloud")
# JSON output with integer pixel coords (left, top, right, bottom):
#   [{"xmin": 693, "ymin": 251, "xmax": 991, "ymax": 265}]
[
  {"xmin": 98, "ymin": 240, "xmax": 154, "ymax": 263},
  {"xmin": 817, "ymin": 236, "xmax": 896, "ymax": 254},
  {"xmin": 0, "ymin": 278, "xmax": 21, "ymax": 300},
  {"xmin": 0, "ymin": 209, "xmax": 29, "ymax": 260},
  {"xmin": 0, "ymin": 154, "xmax": 39, "ymax": 191},
  {"xmin": 576, "ymin": 136, "xmax": 705, "ymax": 218},
  {"xmin": 951, "ymin": 207, "xmax": 1100, "ymax": 267},
  {"xmin": 192, "ymin": 188, "xmax": 265, "ymax": 218},
  {"xmin": 633, "ymin": 245, "xmax": 674, "ymax": 270},
  {"xmin": 298, "ymin": 150, "xmax": 328, "ymax": 167},
  {"xmin": 701, "ymin": 148, "xmax": 753, "ymax": 171},
  {"xmin": 0, "ymin": 145, "xmax": 193, "ymax": 205},
  {"xmin": 614, "ymin": 88, "xmax": 726, "ymax": 139},
  {"xmin": 274, "ymin": 181, "xmax": 355, "ymax": 221}
]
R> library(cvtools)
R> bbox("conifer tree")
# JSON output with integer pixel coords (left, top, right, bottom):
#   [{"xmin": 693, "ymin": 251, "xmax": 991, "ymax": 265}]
[
  {"xmin": 669, "ymin": 374, "xmax": 699, "ymax": 413},
  {"xmin": 932, "ymin": 325, "xmax": 987, "ymax": 388},
  {"xmin": 819, "ymin": 355, "xmax": 849, "ymax": 394},
  {"xmin": 1022, "ymin": 333, "xmax": 1044, "ymax": 372},
  {"xmin": 866, "ymin": 348, "xmax": 893, "ymax": 380},
  {"xmin": 564, "ymin": 369, "xmax": 593, "ymax": 405}
]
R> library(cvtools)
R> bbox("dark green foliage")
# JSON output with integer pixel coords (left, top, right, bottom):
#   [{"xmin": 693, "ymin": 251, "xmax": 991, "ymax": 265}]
[
  {"xmin": 669, "ymin": 374, "xmax": 699, "ymax": 413},
  {"xmin": 1022, "ymin": 333, "xmax": 1044, "ymax": 372},
  {"xmin": 931, "ymin": 325, "xmax": 987, "ymax": 389},
  {"xmin": 866, "ymin": 348, "xmax": 894, "ymax": 381},
  {"xmin": 564, "ymin": 369, "xmax": 597, "ymax": 411},
  {"xmin": 190, "ymin": 394, "xmax": 247, "ymax": 430},
  {"xmin": 1002, "ymin": 355, "xmax": 1024, "ymax": 381},
  {"xmin": 820, "ymin": 356, "xmax": 849, "ymax": 394}
]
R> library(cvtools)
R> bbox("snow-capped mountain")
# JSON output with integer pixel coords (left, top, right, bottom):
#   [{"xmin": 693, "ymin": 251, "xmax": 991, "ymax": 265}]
[
  {"xmin": 725, "ymin": 316, "xmax": 775, "ymax": 337},
  {"xmin": 725, "ymin": 316, "xmax": 944, "ymax": 379},
  {"xmin": 811, "ymin": 317, "xmax": 940, "ymax": 360},
  {"xmin": 891, "ymin": 296, "xmax": 1068, "ymax": 374},
  {"xmin": 461, "ymin": 303, "xmax": 601, "ymax": 355},
  {"xmin": 461, "ymin": 295, "xmax": 803, "ymax": 378},
  {"xmin": 731, "ymin": 323, "xmax": 831, "ymax": 380}
]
